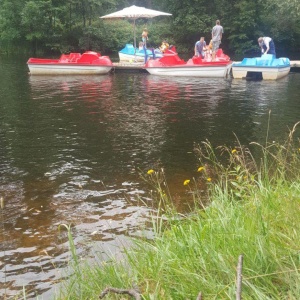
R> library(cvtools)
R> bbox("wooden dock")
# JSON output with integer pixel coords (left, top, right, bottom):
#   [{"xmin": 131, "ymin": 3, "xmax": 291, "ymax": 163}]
[
  {"xmin": 112, "ymin": 62, "xmax": 146, "ymax": 72},
  {"xmin": 291, "ymin": 60, "xmax": 300, "ymax": 68},
  {"xmin": 111, "ymin": 60, "xmax": 300, "ymax": 73}
]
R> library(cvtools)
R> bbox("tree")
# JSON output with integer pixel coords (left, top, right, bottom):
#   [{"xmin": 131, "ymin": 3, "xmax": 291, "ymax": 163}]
[
  {"xmin": 0, "ymin": 0, "xmax": 24, "ymax": 51},
  {"xmin": 21, "ymin": 0, "xmax": 54, "ymax": 53},
  {"xmin": 261, "ymin": 0, "xmax": 300, "ymax": 56},
  {"xmin": 215, "ymin": 0, "xmax": 264, "ymax": 55}
]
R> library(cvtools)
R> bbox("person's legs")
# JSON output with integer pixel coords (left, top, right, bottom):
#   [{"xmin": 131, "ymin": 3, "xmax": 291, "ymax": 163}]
[
  {"xmin": 143, "ymin": 44, "xmax": 148, "ymax": 63},
  {"xmin": 212, "ymin": 41, "xmax": 219, "ymax": 61},
  {"xmin": 269, "ymin": 40, "xmax": 276, "ymax": 57},
  {"xmin": 151, "ymin": 48, "xmax": 155, "ymax": 59}
]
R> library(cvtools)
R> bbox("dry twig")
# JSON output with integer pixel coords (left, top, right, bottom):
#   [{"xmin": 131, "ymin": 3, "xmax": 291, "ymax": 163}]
[
  {"xmin": 236, "ymin": 254, "xmax": 243, "ymax": 300},
  {"xmin": 100, "ymin": 285, "xmax": 141, "ymax": 300}
]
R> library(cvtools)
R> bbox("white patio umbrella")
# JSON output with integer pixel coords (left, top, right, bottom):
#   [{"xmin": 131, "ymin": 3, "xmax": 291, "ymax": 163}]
[{"xmin": 100, "ymin": 5, "xmax": 172, "ymax": 50}]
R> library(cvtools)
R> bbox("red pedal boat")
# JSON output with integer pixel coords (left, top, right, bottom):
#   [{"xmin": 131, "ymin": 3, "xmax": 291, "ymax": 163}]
[
  {"xmin": 145, "ymin": 49, "xmax": 232, "ymax": 78},
  {"xmin": 27, "ymin": 51, "xmax": 113, "ymax": 75}
]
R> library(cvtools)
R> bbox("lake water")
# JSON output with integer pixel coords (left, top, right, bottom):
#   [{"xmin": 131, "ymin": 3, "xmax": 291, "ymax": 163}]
[{"xmin": 0, "ymin": 54, "xmax": 300, "ymax": 299}]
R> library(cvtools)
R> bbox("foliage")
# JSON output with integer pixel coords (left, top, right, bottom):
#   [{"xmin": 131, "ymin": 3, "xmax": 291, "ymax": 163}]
[
  {"xmin": 153, "ymin": 0, "xmax": 215, "ymax": 52},
  {"xmin": 259, "ymin": 0, "xmax": 300, "ymax": 56},
  {"xmin": 21, "ymin": 1, "xmax": 53, "ymax": 52},
  {"xmin": 0, "ymin": 0, "xmax": 23, "ymax": 50},
  {"xmin": 0, "ymin": 0, "xmax": 300, "ymax": 58}
]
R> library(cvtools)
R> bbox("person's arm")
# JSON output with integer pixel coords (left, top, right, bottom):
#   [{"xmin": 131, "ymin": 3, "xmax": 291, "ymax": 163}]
[
  {"xmin": 218, "ymin": 27, "xmax": 223, "ymax": 42},
  {"xmin": 264, "ymin": 39, "xmax": 270, "ymax": 53},
  {"xmin": 194, "ymin": 45, "xmax": 197, "ymax": 56}
]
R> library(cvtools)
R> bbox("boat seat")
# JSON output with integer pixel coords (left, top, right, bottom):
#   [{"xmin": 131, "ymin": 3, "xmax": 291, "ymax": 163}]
[
  {"xmin": 120, "ymin": 44, "xmax": 135, "ymax": 55},
  {"xmin": 59, "ymin": 54, "xmax": 70, "ymax": 63},
  {"xmin": 69, "ymin": 53, "xmax": 81, "ymax": 62},
  {"xmin": 192, "ymin": 57, "xmax": 203, "ymax": 64},
  {"xmin": 276, "ymin": 57, "xmax": 290, "ymax": 65},
  {"xmin": 77, "ymin": 52, "xmax": 99, "ymax": 63},
  {"xmin": 169, "ymin": 45, "xmax": 177, "ymax": 53},
  {"xmin": 241, "ymin": 58, "xmax": 257, "ymax": 66},
  {"xmin": 159, "ymin": 55, "xmax": 185, "ymax": 66},
  {"xmin": 256, "ymin": 54, "xmax": 274, "ymax": 66},
  {"xmin": 256, "ymin": 58, "xmax": 272, "ymax": 66},
  {"xmin": 216, "ymin": 49, "xmax": 224, "ymax": 57}
]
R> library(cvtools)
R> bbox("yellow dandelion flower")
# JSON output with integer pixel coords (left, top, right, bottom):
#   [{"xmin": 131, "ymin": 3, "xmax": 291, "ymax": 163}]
[
  {"xmin": 183, "ymin": 179, "xmax": 190, "ymax": 186},
  {"xmin": 197, "ymin": 166, "xmax": 205, "ymax": 172},
  {"xmin": 147, "ymin": 169, "xmax": 154, "ymax": 175},
  {"xmin": 207, "ymin": 177, "xmax": 212, "ymax": 182},
  {"xmin": 298, "ymin": 148, "xmax": 300, "ymax": 152},
  {"xmin": 232, "ymin": 149, "xmax": 237, "ymax": 154}
]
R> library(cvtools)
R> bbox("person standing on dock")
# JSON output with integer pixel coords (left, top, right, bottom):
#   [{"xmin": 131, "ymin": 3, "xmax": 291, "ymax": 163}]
[
  {"xmin": 142, "ymin": 28, "xmax": 148, "ymax": 48},
  {"xmin": 211, "ymin": 20, "xmax": 223, "ymax": 61},
  {"xmin": 142, "ymin": 28, "xmax": 149, "ymax": 63},
  {"xmin": 258, "ymin": 37, "xmax": 276, "ymax": 57}
]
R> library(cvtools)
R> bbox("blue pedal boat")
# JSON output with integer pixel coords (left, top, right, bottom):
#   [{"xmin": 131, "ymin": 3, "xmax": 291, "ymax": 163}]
[
  {"xmin": 118, "ymin": 44, "xmax": 163, "ymax": 63},
  {"xmin": 232, "ymin": 54, "xmax": 290, "ymax": 80}
]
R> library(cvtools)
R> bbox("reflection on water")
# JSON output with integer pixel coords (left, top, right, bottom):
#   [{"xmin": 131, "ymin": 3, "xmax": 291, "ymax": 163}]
[
  {"xmin": 28, "ymin": 75, "xmax": 113, "ymax": 100},
  {"xmin": 0, "ymin": 56, "xmax": 300, "ymax": 299}
]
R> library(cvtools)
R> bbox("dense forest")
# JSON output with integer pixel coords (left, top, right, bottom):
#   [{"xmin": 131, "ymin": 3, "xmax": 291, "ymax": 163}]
[{"xmin": 0, "ymin": 0, "xmax": 299, "ymax": 58}]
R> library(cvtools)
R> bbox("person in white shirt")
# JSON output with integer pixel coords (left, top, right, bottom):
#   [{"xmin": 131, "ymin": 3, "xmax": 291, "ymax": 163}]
[{"xmin": 258, "ymin": 37, "xmax": 276, "ymax": 57}]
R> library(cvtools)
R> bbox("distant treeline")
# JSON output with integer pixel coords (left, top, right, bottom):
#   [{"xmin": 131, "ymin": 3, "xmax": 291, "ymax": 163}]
[{"xmin": 0, "ymin": 0, "xmax": 299, "ymax": 58}]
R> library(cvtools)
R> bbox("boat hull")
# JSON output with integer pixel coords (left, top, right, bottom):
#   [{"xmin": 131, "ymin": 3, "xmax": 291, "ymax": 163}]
[
  {"xmin": 232, "ymin": 65, "xmax": 290, "ymax": 80},
  {"xmin": 27, "ymin": 64, "xmax": 112, "ymax": 75},
  {"xmin": 146, "ymin": 64, "xmax": 232, "ymax": 77}
]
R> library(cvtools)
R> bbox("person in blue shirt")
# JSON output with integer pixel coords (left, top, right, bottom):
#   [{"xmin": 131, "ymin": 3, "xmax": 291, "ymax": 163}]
[{"xmin": 194, "ymin": 37, "xmax": 207, "ymax": 58}]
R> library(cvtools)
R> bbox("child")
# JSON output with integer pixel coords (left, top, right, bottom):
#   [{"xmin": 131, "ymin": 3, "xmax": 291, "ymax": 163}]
[
  {"xmin": 159, "ymin": 40, "xmax": 169, "ymax": 53},
  {"xmin": 142, "ymin": 28, "xmax": 148, "ymax": 48},
  {"xmin": 139, "ymin": 42, "xmax": 144, "ymax": 51},
  {"xmin": 204, "ymin": 39, "xmax": 213, "ymax": 60}
]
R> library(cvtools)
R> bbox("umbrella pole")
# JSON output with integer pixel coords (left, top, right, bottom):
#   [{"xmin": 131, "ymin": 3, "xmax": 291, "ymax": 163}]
[{"xmin": 133, "ymin": 19, "xmax": 136, "ymax": 54}]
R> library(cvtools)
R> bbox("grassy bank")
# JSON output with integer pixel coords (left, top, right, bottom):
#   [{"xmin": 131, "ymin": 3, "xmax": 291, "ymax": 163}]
[{"xmin": 57, "ymin": 123, "xmax": 300, "ymax": 299}]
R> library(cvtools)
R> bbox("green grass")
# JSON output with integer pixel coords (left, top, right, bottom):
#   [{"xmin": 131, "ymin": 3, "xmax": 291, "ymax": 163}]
[{"xmin": 56, "ymin": 122, "xmax": 300, "ymax": 299}]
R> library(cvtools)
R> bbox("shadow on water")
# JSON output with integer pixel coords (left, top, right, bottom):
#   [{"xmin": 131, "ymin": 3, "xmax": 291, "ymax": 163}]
[{"xmin": 0, "ymin": 54, "xmax": 300, "ymax": 298}]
